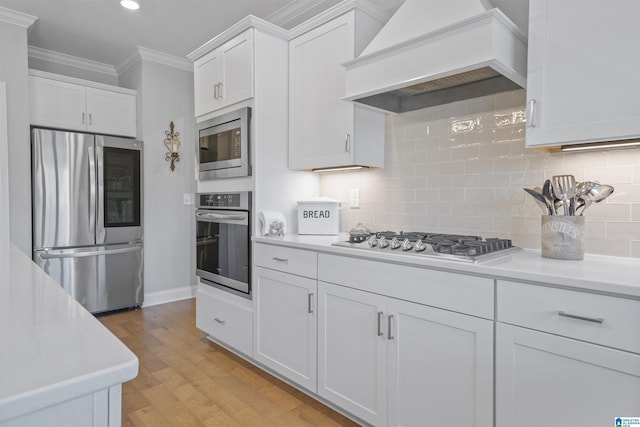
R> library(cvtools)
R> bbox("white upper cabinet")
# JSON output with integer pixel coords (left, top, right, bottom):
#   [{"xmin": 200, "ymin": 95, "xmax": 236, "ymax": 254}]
[
  {"xmin": 193, "ymin": 29, "xmax": 254, "ymax": 117},
  {"xmin": 29, "ymin": 71, "xmax": 136, "ymax": 137},
  {"xmin": 526, "ymin": 0, "xmax": 640, "ymax": 148},
  {"xmin": 288, "ymin": 8, "xmax": 386, "ymax": 171}
]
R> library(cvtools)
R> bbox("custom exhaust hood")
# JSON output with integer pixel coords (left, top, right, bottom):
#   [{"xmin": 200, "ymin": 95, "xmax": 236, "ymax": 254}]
[{"xmin": 343, "ymin": 0, "xmax": 528, "ymax": 113}]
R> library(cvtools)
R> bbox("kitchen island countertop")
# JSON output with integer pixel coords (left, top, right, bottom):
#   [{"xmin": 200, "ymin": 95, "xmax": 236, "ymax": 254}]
[
  {"xmin": 253, "ymin": 234, "xmax": 640, "ymax": 299},
  {"xmin": 0, "ymin": 242, "xmax": 138, "ymax": 423}
]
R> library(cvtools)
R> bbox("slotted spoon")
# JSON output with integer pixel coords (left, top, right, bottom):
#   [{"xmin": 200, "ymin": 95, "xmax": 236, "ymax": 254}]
[{"xmin": 551, "ymin": 175, "xmax": 576, "ymax": 215}]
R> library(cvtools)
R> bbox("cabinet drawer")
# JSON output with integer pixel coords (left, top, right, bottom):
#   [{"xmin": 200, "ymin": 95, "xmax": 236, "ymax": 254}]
[
  {"xmin": 498, "ymin": 280, "xmax": 640, "ymax": 353},
  {"xmin": 254, "ymin": 242, "xmax": 317, "ymax": 278},
  {"xmin": 196, "ymin": 285, "xmax": 253, "ymax": 356},
  {"xmin": 318, "ymin": 253, "xmax": 494, "ymax": 319}
]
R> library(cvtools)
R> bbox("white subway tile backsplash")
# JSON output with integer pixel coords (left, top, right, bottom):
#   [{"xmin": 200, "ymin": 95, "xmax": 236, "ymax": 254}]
[
  {"xmin": 607, "ymin": 149, "xmax": 640, "ymax": 167},
  {"xmin": 319, "ymin": 89, "xmax": 640, "ymax": 258},
  {"xmin": 584, "ymin": 239, "xmax": 630, "ymax": 257},
  {"xmin": 584, "ymin": 167, "xmax": 634, "ymax": 185},
  {"xmin": 465, "ymin": 158, "xmax": 494, "ymax": 174},
  {"xmin": 606, "ymin": 221, "xmax": 640, "ymax": 241},
  {"xmin": 585, "ymin": 220, "xmax": 606, "ymax": 239}
]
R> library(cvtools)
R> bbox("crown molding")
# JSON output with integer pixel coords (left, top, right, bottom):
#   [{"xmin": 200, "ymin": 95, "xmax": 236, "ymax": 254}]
[
  {"xmin": 287, "ymin": 0, "xmax": 391, "ymax": 39},
  {"xmin": 267, "ymin": 0, "xmax": 337, "ymax": 29},
  {"xmin": 117, "ymin": 46, "xmax": 193, "ymax": 75},
  {"xmin": 187, "ymin": 15, "xmax": 288, "ymax": 61},
  {"xmin": 0, "ymin": 6, "xmax": 37, "ymax": 28},
  {"xmin": 28, "ymin": 46, "xmax": 117, "ymax": 77},
  {"xmin": 28, "ymin": 69, "xmax": 136, "ymax": 95}
]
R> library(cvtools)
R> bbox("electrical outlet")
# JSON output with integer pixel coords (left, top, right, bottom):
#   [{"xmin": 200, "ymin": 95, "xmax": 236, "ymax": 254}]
[
  {"xmin": 350, "ymin": 189, "xmax": 360, "ymax": 209},
  {"xmin": 183, "ymin": 193, "xmax": 194, "ymax": 205}
]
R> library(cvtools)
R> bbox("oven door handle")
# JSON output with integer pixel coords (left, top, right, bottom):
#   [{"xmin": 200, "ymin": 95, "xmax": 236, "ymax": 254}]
[{"xmin": 196, "ymin": 211, "xmax": 248, "ymax": 225}]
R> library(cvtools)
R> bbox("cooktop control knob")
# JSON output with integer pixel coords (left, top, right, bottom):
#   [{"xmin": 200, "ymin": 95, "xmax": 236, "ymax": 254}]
[
  {"xmin": 390, "ymin": 237, "xmax": 401, "ymax": 250},
  {"xmin": 378, "ymin": 236, "xmax": 389, "ymax": 249},
  {"xmin": 401, "ymin": 238, "xmax": 413, "ymax": 251},
  {"xmin": 367, "ymin": 235, "xmax": 378, "ymax": 247},
  {"xmin": 414, "ymin": 239, "xmax": 427, "ymax": 252}
]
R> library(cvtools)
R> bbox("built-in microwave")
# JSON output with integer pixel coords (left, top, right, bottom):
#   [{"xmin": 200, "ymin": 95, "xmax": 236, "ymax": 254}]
[{"xmin": 197, "ymin": 107, "xmax": 251, "ymax": 180}]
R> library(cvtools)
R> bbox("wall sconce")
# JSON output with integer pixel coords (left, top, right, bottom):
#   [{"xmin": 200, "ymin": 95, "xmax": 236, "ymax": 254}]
[{"xmin": 164, "ymin": 121, "xmax": 181, "ymax": 172}]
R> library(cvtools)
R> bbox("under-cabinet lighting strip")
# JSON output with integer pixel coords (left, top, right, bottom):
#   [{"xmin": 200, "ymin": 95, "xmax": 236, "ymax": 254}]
[
  {"xmin": 561, "ymin": 140, "xmax": 640, "ymax": 152},
  {"xmin": 311, "ymin": 165, "xmax": 369, "ymax": 172}
]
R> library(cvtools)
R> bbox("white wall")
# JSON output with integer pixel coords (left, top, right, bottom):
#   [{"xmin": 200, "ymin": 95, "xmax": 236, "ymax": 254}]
[
  {"xmin": 0, "ymin": 18, "xmax": 32, "ymax": 254},
  {"xmin": 120, "ymin": 55, "xmax": 197, "ymax": 302},
  {"xmin": 320, "ymin": 89, "xmax": 640, "ymax": 258}
]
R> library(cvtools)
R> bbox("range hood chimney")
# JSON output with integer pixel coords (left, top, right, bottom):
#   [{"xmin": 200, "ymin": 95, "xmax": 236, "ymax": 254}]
[{"xmin": 343, "ymin": 0, "xmax": 527, "ymax": 113}]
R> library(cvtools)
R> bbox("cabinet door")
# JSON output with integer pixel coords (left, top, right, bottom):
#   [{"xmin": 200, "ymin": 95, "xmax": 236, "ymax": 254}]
[
  {"xmin": 219, "ymin": 30, "xmax": 254, "ymax": 109},
  {"xmin": 387, "ymin": 298, "xmax": 494, "ymax": 427},
  {"xmin": 253, "ymin": 267, "xmax": 317, "ymax": 392},
  {"xmin": 526, "ymin": 0, "xmax": 640, "ymax": 147},
  {"xmin": 86, "ymin": 87, "xmax": 136, "ymax": 137},
  {"xmin": 194, "ymin": 48, "xmax": 223, "ymax": 117},
  {"xmin": 289, "ymin": 14, "xmax": 355, "ymax": 170},
  {"xmin": 317, "ymin": 281, "xmax": 387, "ymax": 426},
  {"xmin": 496, "ymin": 323, "xmax": 640, "ymax": 427},
  {"xmin": 29, "ymin": 76, "xmax": 86, "ymax": 131}
]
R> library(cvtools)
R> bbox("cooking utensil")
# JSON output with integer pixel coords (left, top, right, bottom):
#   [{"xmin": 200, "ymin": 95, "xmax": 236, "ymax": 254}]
[
  {"xmin": 523, "ymin": 187, "xmax": 551, "ymax": 215},
  {"xmin": 577, "ymin": 183, "xmax": 614, "ymax": 215},
  {"xmin": 552, "ymin": 175, "xmax": 576, "ymax": 215},
  {"xmin": 542, "ymin": 179, "xmax": 556, "ymax": 215}
]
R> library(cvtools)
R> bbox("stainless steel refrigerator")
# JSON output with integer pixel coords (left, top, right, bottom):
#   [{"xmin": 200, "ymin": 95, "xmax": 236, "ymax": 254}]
[{"xmin": 31, "ymin": 128, "xmax": 143, "ymax": 314}]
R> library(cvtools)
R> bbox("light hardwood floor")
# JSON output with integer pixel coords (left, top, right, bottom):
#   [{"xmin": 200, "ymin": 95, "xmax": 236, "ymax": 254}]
[{"xmin": 99, "ymin": 298, "xmax": 361, "ymax": 427}]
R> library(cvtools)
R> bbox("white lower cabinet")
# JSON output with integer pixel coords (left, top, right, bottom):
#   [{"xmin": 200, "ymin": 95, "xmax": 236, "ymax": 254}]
[
  {"xmin": 496, "ymin": 280, "xmax": 640, "ymax": 427},
  {"xmin": 317, "ymin": 281, "xmax": 388, "ymax": 426},
  {"xmin": 196, "ymin": 284, "xmax": 253, "ymax": 356},
  {"xmin": 253, "ymin": 266, "xmax": 317, "ymax": 392},
  {"xmin": 317, "ymin": 281, "xmax": 494, "ymax": 427},
  {"xmin": 496, "ymin": 323, "xmax": 640, "ymax": 427}
]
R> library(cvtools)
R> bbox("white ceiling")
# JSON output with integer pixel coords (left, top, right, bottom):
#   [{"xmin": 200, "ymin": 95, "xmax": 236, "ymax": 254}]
[{"xmin": 0, "ymin": 0, "xmax": 528, "ymax": 70}]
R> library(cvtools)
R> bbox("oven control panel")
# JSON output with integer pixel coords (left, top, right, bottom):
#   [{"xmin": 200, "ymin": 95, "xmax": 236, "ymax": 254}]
[{"xmin": 197, "ymin": 191, "xmax": 251, "ymax": 210}]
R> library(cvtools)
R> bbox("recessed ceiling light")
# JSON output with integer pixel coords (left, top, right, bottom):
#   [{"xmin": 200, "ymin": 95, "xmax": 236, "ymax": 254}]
[{"xmin": 120, "ymin": 0, "xmax": 140, "ymax": 10}]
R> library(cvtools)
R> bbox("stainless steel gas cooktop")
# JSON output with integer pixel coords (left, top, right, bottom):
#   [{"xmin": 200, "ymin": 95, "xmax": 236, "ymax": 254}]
[{"xmin": 332, "ymin": 230, "xmax": 521, "ymax": 263}]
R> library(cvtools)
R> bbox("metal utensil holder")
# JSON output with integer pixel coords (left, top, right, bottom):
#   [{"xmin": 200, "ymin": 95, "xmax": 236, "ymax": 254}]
[{"xmin": 541, "ymin": 215, "xmax": 585, "ymax": 260}]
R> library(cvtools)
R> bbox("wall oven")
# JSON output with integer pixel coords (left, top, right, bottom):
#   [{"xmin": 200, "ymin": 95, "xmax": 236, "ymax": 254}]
[
  {"xmin": 196, "ymin": 192, "xmax": 251, "ymax": 297},
  {"xmin": 197, "ymin": 107, "xmax": 251, "ymax": 180}
]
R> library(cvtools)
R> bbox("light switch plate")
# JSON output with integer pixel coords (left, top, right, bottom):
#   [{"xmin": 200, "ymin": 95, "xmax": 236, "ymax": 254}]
[
  {"xmin": 183, "ymin": 193, "xmax": 194, "ymax": 205},
  {"xmin": 350, "ymin": 189, "xmax": 360, "ymax": 209}
]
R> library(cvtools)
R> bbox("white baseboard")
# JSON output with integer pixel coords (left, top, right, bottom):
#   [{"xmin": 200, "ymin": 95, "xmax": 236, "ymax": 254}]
[{"xmin": 143, "ymin": 285, "xmax": 197, "ymax": 307}]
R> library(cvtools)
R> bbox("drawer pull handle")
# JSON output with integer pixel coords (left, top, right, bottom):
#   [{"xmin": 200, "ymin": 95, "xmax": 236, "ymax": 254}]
[
  {"xmin": 558, "ymin": 311, "xmax": 604, "ymax": 324},
  {"xmin": 214, "ymin": 317, "xmax": 226, "ymax": 325},
  {"xmin": 388, "ymin": 314, "xmax": 394, "ymax": 340},
  {"xmin": 273, "ymin": 257, "xmax": 288, "ymax": 262},
  {"xmin": 377, "ymin": 311, "xmax": 384, "ymax": 336}
]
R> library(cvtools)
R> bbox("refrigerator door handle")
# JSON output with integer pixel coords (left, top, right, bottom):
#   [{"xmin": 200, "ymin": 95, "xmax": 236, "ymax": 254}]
[
  {"xmin": 88, "ymin": 145, "xmax": 96, "ymax": 237},
  {"xmin": 39, "ymin": 245, "xmax": 142, "ymax": 259},
  {"xmin": 96, "ymin": 145, "xmax": 105, "ymax": 243}
]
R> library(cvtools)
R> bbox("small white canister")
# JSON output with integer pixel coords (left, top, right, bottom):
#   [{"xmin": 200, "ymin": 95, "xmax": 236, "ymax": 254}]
[{"xmin": 297, "ymin": 197, "xmax": 340, "ymax": 235}]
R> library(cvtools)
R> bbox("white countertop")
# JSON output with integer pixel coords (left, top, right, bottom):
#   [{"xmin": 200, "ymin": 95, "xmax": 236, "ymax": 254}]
[
  {"xmin": 253, "ymin": 234, "xmax": 640, "ymax": 299},
  {"xmin": 0, "ymin": 242, "xmax": 138, "ymax": 422}
]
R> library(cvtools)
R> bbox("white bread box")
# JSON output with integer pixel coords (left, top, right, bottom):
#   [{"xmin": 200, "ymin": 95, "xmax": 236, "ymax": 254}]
[{"xmin": 297, "ymin": 197, "xmax": 339, "ymax": 235}]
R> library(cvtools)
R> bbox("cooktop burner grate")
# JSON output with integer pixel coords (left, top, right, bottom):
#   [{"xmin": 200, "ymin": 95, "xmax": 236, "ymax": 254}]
[{"xmin": 336, "ymin": 230, "xmax": 520, "ymax": 263}]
